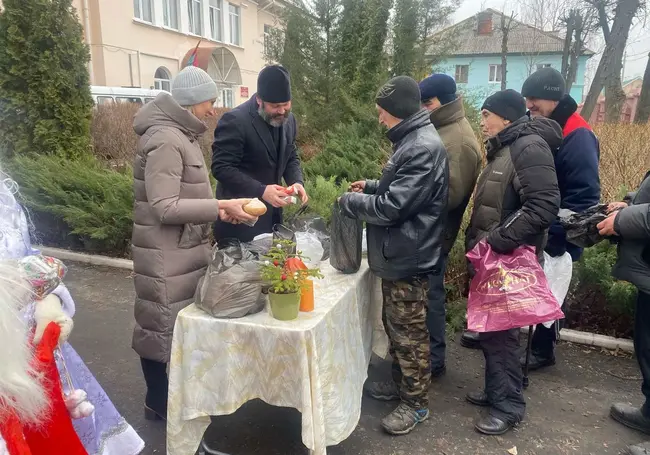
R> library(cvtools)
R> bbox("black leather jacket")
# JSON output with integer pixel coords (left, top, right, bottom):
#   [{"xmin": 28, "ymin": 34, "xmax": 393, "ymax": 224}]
[{"xmin": 339, "ymin": 109, "xmax": 448, "ymax": 281}]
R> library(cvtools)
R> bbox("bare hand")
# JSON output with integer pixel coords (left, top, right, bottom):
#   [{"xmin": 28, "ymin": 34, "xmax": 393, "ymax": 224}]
[
  {"xmin": 597, "ymin": 212, "xmax": 619, "ymax": 236},
  {"xmin": 219, "ymin": 199, "xmax": 257, "ymax": 222},
  {"xmin": 607, "ymin": 201, "xmax": 628, "ymax": 214},
  {"xmin": 293, "ymin": 183, "xmax": 309, "ymax": 204},
  {"xmin": 219, "ymin": 209, "xmax": 237, "ymax": 224},
  {"xmin": 349, "ymin": 181, "xmax": 365, "ymax": 193},
  {"xmin": 263, "ymin": 185, "xmax": 290, "ymax": 208}
]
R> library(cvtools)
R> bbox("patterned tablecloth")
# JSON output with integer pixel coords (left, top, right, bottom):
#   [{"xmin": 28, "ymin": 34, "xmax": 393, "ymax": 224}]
[{"xmin": 167, "ymin": 260, "xmax": 388, "ymax": 455}]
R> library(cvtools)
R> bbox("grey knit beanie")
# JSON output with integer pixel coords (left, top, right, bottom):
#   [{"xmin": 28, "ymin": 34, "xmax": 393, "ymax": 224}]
[{"xmin": 171, "ymin": 66, "xmax": 218, "ymax": 106}]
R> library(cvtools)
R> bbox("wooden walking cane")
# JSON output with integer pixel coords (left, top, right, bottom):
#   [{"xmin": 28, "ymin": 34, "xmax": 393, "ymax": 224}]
[{"xmin": 523, "ymin": 325, "xmax": 533, "ymax": 389}]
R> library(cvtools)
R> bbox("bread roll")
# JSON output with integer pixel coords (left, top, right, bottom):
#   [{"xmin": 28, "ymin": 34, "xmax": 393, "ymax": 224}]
[{"xmin": 243, "ymin": 198, "xmax": 267, "ymax": 216}]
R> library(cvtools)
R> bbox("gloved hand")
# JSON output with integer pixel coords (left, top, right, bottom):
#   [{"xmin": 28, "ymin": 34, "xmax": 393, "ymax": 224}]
[
  {"xmin": 33, "ymin": 293, "xmax": 73, "ymax": 345},
  {"xmin": 486, "ymin": 233, "xmax": 514, "ymax": 255}
]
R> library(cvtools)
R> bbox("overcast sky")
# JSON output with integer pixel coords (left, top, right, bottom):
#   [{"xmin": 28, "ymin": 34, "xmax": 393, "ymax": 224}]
[{"xmin": 452, "ymin": 0, "xmax": 650, "ymax": 83}]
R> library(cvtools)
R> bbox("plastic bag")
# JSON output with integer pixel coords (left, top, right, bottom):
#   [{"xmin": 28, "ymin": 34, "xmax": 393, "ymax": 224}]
[
  {"xmin": 330, "ymin": 200, "xmax": 362, "ymax": 274},
  {"xmin": 540, "ymin": 251, "xmax": 573, "ymax": 328},
  {"xmin": 466, "ymin": 240, "xmax": 564, "ymax": 332},
  {"xmin": 289, "ymin": 216, "xmax": 330, "ymax": 261},
  {"xmin": 195, "ymin": 241, "xmax": 266, "ymax": 318},
  {"xmin": 559, "ymin": 204, "xmax": 610, "ymax": 248},
  {"xmin": 295, "ymin": 232, "xmax": 324, "ymax": 267},
  {"xmin": 0, "ymin": 176, "xmax": 38, "ymax": 260}
]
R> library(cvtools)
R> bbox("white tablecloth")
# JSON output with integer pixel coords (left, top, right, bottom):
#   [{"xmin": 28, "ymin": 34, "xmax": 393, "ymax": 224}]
[{"xmin": 167, "ymin": 260, "xmax": 388, "ymax": 455}]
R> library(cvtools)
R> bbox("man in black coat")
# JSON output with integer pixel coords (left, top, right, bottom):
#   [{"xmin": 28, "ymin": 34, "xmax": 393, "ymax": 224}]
[{"xmin": 211, "ymin": 65, "xmax": 308, "ymax": 242}]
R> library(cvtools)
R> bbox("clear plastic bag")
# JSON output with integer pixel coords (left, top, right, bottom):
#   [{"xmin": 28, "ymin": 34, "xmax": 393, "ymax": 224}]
[
  {"xmin": 466, "ymin": 240, "xmax": 564, "ymax": 332},
  {"xmin": 540, "ymin": 251, "xmax": 573, "ymax": 328},
  {"xmin": 330, "ymin": 200, "xmax": 362, "ymax": 274},
  {"xmin": 295, "ymin": 232, "xmax": 324, "ymax": 267},
  {"xmin": 195, "ymin": 241, "xmax": 266, "ymax": 319}
]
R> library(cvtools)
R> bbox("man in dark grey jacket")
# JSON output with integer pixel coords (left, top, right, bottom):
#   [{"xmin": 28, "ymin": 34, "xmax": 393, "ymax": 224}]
[
  {"xmin": 598, "ymin": 172, "xmax": 650, "ymax": 455},
  {"xmin": 341, "ymin": 76, "xmax": 448, "ymax": 436}
]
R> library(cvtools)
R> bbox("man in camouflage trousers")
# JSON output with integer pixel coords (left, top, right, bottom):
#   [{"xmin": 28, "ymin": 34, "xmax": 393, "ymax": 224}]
[
  {"xmin": 382, "ymin": 278, "xmax": 432, "ymax": 412},
  {"xmin": 340, "ymin": 76, "xmax": 448, "ymax": 435}
]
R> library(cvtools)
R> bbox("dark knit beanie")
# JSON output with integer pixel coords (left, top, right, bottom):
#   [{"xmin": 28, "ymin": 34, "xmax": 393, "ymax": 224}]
[
  {"xmin": 521, "ymin": 67, "xmax": 566, "ymax": 101},
  {"xmin": 481, "ymin": 89, "xmax": 526, "ymax": 122},
  {"xmin": 257, "ymin": 65, "xmax": 291, "ymax": 103},
  {"xmin": 419, "ymin": 73, "xmax": 457, "ymax": 105},
  {"xmin": 376, "ymin": 76, "xmax": 421, "ymax": 120}
]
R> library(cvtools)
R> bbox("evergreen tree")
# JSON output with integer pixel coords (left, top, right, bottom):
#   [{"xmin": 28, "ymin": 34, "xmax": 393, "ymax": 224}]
[
  {"xmin": 0, "ymin": 0, "xmax": 93, "ymax": 159},
  {"xmin": 337, "ymin": 0, "xmax": 365, "ymax": 83},
  {"xmin": 391, "ymin": 0, "xmax": 419, "ymax": 76},
  {"xmin": 353, "ymin": 0, "xmax": 392, "ymax": 102}
]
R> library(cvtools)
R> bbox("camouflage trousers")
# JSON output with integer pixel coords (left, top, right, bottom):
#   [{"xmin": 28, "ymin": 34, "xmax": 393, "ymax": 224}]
[{"xmin": 381, "ymin": 276, "xmax": 431, "ymax": 409}]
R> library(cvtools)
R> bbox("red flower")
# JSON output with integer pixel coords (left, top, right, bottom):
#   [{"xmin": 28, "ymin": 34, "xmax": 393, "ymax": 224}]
[
  {"xmin": 273, "ymin": 260, "xmax": 280, "ymax": 266},
  {"xmin": 281, "ymin": 274, "xmax": 287, "ymax": 280}
]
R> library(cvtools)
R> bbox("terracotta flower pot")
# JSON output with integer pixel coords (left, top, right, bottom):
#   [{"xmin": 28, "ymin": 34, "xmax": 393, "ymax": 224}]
[{"xmin": 269, "ymin": 291, "xmax": 300, "ymax": 321}]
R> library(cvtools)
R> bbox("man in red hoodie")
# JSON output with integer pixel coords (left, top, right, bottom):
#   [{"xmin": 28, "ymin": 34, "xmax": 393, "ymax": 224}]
[{"xmin": 522, "ymin": 68, "xmax": 601, "ymax": 370}]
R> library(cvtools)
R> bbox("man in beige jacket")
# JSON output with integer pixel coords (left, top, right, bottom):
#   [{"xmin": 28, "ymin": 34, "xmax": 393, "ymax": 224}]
[{"xmin": 419, "ymin": 74, "xmax": 482, "ymax": 375}]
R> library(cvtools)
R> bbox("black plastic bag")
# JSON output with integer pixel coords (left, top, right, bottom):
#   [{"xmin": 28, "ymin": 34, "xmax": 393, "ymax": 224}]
[
  {"xmin": 558, "ymin": 204, "xmax": 610, "ymax": 248},
  {"xmin": 195, "ymin": 241, "xmax": 265, "ymax": 318},
  {"xmin": 330, "ymin": 200, "xmax": 362, "ymax": 274}
]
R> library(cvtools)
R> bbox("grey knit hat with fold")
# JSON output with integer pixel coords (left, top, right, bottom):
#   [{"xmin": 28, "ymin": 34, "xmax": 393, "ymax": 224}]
[{"xmin": 171, "ymin": 66, "xmax": 218, "ymax": 106}]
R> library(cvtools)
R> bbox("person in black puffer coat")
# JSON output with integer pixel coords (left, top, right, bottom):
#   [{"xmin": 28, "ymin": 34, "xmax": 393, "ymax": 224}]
[{"xmin": 465, "ymin": 90, "xmax": 561, "ymax": 436}]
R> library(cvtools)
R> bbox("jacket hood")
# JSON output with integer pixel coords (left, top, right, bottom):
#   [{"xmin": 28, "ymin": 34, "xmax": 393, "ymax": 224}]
[
  {"xmin": 549, "ymin": 95, "xmax": 578, "ymax": 129},
  {"xmin": 429, "ymin": 97, "xmax": 465, "ymax": 129},
  {"xmin": 487, "ymin": 116, "xmax": 563, "ymax": 157},
  {"xmin": 386, "ymin": 109, "xmax": 431, "ymax": 144},
  {"xmin": 133, "ymin": 92, "xmax": 207, "ymax": 138}
]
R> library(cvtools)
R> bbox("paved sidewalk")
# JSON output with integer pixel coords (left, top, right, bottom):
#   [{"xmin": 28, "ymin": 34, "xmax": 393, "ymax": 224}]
[{"xmin": 64, "ymin": 261, "xmax": 646, "ymax": 455}]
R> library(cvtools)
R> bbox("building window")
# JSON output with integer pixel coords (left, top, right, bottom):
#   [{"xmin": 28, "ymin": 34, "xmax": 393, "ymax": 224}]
[
  {"xmin": 264, "ymin": 24, "xmax": 272, "ymax": 56},
  {"xmin": 154, "ymin": 67, "xmax": 172, "ymax": 92},
  {"xmin": 229, "ymin": 4, "xmax": 240, "ymax": 45},
  {"xmin": 219, "ymin": 87, "xmax": 234, "ymax": 108},
  {"xmin": 209, "ymin": 0, "xmax": 222, "ymax": 41},
  {"xmin": 188, "ymin": 0, "xmax": 203, "ymax": 35},
  {"xmin": 489, "ymin": 64, "xmax": 502, "ymax": 83},
  {"xmin": 162, "ymin": 0, "xmax": 179, "ymax": 29},
  {"xmin": 133, "ymin": 0, "xmax": 153, "ymax": 22},
  {"xmin": 536, "ymin": 63, "xmax": 552, "ymax": 71},
  {"xmin": 455, "ymin": 65, "xmax": 469, "ymax": 84}
]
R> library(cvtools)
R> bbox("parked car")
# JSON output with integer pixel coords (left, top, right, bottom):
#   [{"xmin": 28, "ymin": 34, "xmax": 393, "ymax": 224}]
[{"xmin": 90, "ymin": 86, "xmax": 168, "ymax": 106}]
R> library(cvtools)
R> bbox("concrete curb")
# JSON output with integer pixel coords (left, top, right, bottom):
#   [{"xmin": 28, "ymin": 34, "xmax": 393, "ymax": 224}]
[
  {"xmin": 38, "ymin": 246, "xmax": 635, "ymax": 354},
  {"xmin": 522, "ymin": 326, "xmax": 634, "ymax": 353},
  {"xmin": 36, "ymin": 246, "xmax": 133, "ymax": 271}
]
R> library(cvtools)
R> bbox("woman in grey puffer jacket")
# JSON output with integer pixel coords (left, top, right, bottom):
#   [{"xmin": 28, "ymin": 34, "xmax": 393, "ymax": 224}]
[{"xmin": 131, "ymin": 66, "xmax": 254, "ymax": 421}]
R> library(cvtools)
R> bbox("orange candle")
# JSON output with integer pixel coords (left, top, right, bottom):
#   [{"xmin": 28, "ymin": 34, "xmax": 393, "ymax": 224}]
[{"xmin": 300, "ymin": 279, "xmax": 314, "ymax": 312}]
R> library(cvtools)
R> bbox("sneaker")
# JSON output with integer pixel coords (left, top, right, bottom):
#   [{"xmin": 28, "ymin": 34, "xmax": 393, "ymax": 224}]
[
  {"xmin": 381, "ymin": 402, "xmax": 429, "ymax": 435},
  {"xmin": 364, "ymin": 380, "xmax": 399, "ymax": 401}
]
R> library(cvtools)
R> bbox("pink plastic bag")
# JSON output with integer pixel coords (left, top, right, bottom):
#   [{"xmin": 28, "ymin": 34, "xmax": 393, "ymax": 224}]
[{"xmin": 466, "ymin": 240, "xmax": 564, "ymax": 332}]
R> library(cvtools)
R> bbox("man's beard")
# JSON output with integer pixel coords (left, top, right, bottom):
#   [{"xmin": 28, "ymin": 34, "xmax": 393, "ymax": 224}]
[{"xmin": 258, "ymin": 106, "xmax": 290, "ymax": 127}]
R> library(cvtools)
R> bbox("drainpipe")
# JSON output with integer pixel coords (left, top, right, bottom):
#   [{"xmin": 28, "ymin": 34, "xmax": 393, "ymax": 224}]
[{"xmin": 82, "ymin": 0, "xmax": 94, "ymax": 84}]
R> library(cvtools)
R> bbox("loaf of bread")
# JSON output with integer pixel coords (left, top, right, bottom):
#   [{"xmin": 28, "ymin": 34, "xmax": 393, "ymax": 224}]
[{"xmin": 243, "ymin": 198, "xmax": 267, "ymax": 216}]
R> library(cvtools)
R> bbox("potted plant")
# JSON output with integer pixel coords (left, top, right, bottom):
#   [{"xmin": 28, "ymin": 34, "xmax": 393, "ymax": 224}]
[{"xmin": 260, "ymin": 240, "xmax": 323, "ymax": 321}]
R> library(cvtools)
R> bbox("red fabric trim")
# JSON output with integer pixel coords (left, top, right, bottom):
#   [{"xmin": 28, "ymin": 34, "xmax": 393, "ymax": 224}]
[
  {"xmin": 22, "ymin": 323, "xmax": 87, "ymax": 455},
  {"xmin": 563, "ymin": 112, "xmax": 592, "ymax": 137},
  {"xmin": 0, "ymin": 413, "xmax": 32, "ymax": 455}
]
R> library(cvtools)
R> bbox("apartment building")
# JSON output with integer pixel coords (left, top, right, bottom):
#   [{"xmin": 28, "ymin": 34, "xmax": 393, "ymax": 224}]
[{"xmin": 0, "ymin": 0, "xmax": 285, "ymax": 107}]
